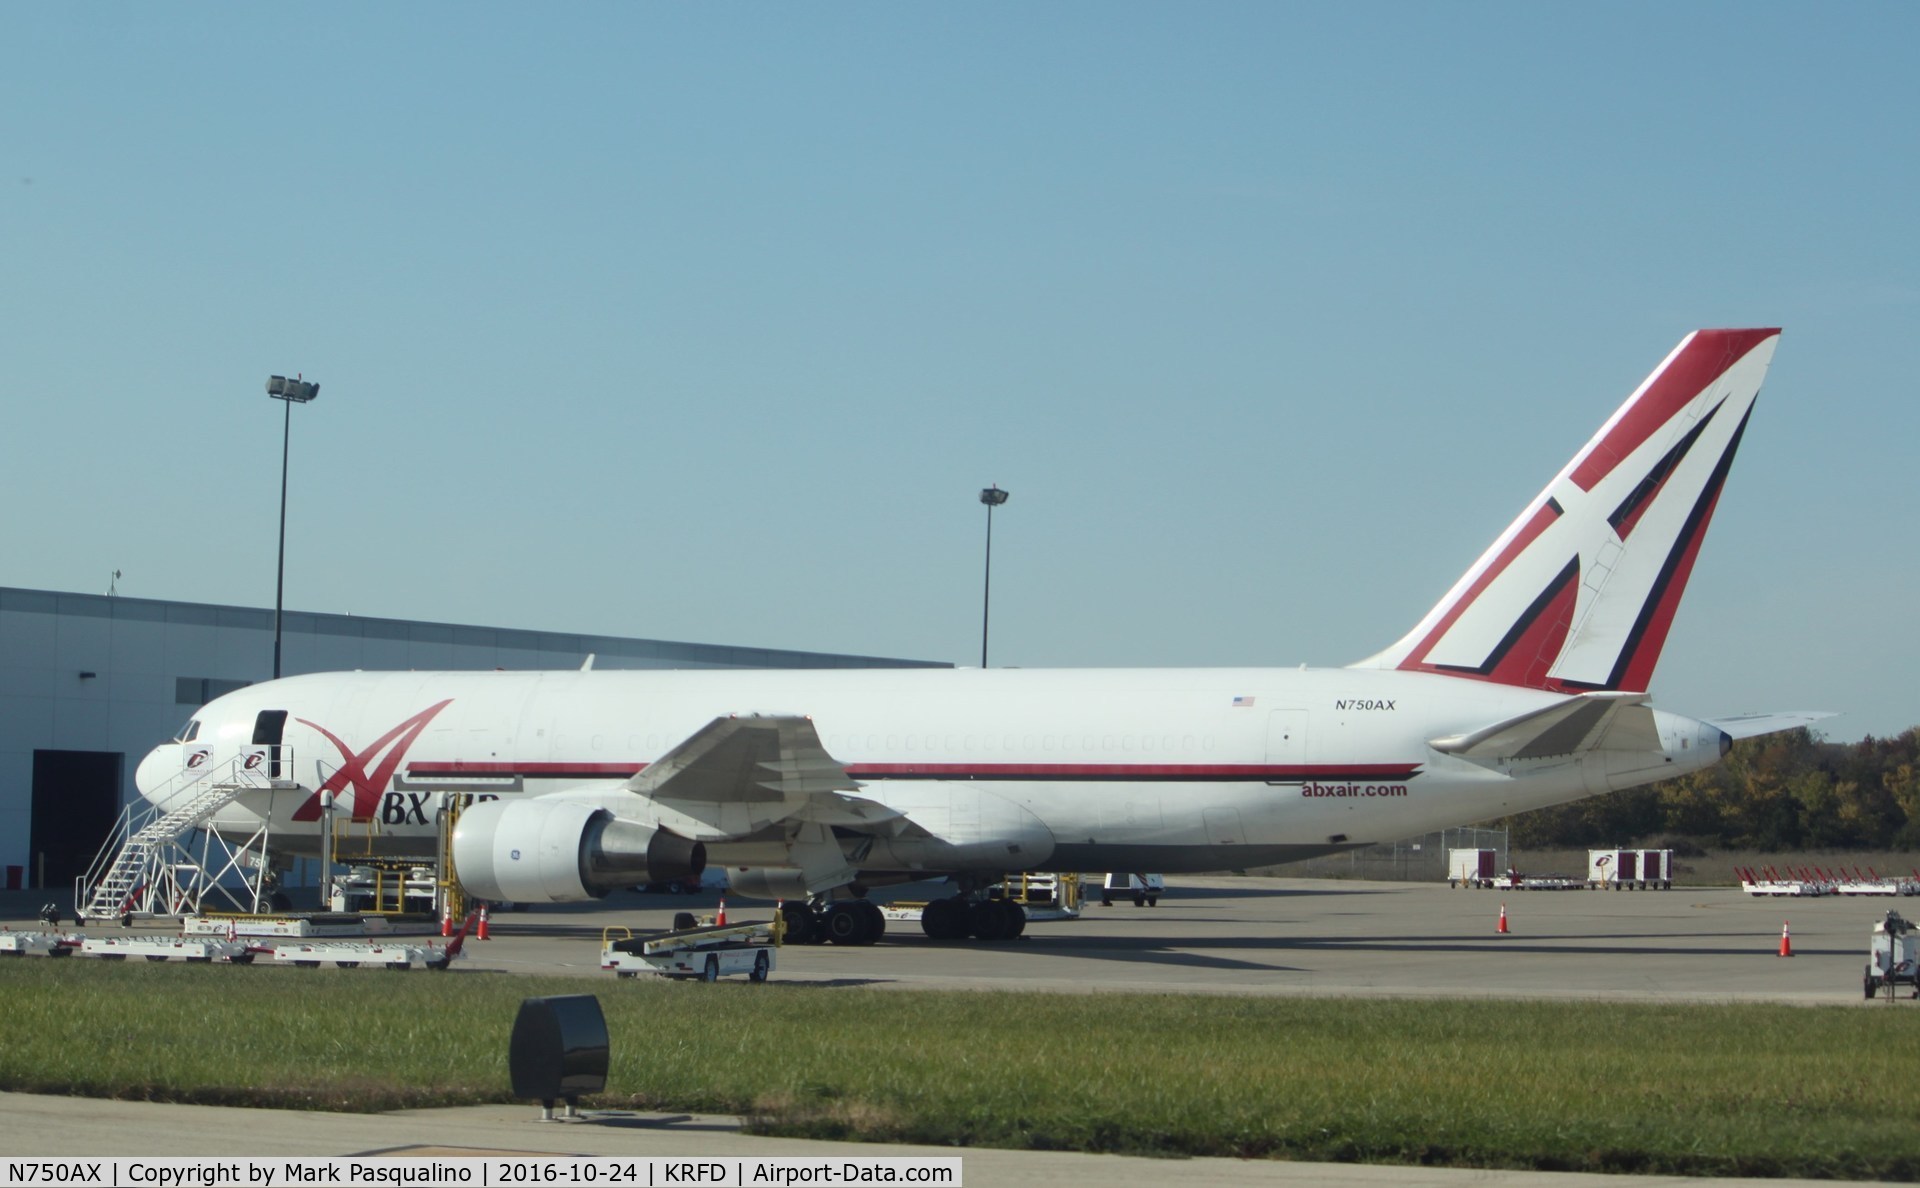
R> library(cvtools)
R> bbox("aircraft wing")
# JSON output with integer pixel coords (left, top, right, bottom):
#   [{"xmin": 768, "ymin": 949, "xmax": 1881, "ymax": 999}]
[
  {"xmin": 1430, "ymin": 692, "xmax": 1657, "ymax": 761},
  {"xmin": 622, "ymin": 715, "xmax": 924, "ymax": 838},
  {"xmin": 1705, "ymin": 711, "xmax": 1838, "ymax": 740}
]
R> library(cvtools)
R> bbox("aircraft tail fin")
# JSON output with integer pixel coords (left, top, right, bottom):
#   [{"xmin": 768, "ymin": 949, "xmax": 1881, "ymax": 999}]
[{"xmin": 1354, "ymin": 329, "xmax": 1780, "ymax": 693}]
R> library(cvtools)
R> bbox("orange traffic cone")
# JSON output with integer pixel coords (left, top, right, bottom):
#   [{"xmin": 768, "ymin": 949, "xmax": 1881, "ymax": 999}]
[
  {"xmin": 440, "ymin": 907, "xmax": 453, "ymax": 937},
  {"xmin": 1497, "ymin": 903, "xmax": 1510, "ymax": 934},
  {"xmin": 1779, "ymin": 920, "xmax": 1793, "ymax": 957},
  {"xmin": 476, "ymin": 904, "xmax": 491, "ymax": 941},
  {"xmin": 715, "ymin": 898, "xmax": 728, "ymax": 927}
]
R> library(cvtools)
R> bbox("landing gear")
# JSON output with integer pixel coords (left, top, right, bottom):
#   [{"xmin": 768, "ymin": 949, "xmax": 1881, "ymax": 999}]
[
  {"xmin": 920, "ymin": 896, "xmax": 969, "ymax": 941},
  {"xmin": 920, "ymin": 894, "xmax": 1026, "ymax": 942},
  {"xmin": 781, "ymin": 897, "xmax": 885, "ymax": 946},
  {"xmin": 781, "ymin": 900, "xmax": 824, "ymax": 945},
  {"xmin": 824, "ymin": 900, "xmax": 886, "ymax": 946}
]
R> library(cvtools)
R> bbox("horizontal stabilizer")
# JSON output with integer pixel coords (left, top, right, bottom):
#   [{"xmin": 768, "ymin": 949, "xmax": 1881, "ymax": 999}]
[
  {"xmin": 1432, "ymin": 692, "xmax": 1656, "ymax": 761},
  {"xmin": 1706, "ymin": 711, "xmax": 1837, "ymax": 740}
]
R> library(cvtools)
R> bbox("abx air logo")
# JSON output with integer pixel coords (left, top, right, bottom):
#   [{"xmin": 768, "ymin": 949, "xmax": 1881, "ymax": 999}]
[{"xmin": 291, "ymin": 700, "xmax": 454, "ymax": 821}]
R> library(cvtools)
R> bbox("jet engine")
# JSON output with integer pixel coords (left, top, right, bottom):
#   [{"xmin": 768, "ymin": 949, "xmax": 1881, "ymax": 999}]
[{"xmin": 451, "ymin": 799, "xmax": 705, "ymax": 903}]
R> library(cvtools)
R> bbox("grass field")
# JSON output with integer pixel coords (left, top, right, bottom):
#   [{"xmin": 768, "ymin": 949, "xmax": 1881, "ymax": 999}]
[{"xmin": 4, "ymin": 959, "xmax": 1918, "ymax": 1178}]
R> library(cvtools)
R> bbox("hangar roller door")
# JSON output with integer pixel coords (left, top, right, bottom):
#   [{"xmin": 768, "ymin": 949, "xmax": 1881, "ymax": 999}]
[{"xmin": 30, "ymin": 749, "xmax": 122, "ymax": 890}]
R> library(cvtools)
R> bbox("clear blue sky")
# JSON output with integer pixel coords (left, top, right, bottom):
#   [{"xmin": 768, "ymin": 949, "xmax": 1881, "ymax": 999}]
[{"xmin": 3, "ymin": 4, "xmax": 1914, "ymax": 740}]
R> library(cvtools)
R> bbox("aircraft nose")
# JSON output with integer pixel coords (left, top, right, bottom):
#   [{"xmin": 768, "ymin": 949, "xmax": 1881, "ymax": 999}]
[{"xmin": 134, "ymin": 744, "xmax": 175, "ymax": 807}]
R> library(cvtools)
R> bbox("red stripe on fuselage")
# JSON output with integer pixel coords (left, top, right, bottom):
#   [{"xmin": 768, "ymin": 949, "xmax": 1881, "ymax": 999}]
[{"xmin": 405, "ymin": 760, "xmax": 1424, "ymax": 782}]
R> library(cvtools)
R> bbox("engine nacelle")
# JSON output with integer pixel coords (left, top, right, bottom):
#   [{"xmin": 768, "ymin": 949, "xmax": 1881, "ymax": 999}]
[
  {"xmin": 451, "ymin": 798, "xmax": 705, "ymax": 903},
  {"xmin": 727, "ymin": 865, "xmax": 811, "ymax": 901}
]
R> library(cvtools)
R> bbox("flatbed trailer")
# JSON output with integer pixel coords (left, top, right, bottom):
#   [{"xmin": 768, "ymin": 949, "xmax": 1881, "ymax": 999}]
[
  {"xmin": 269, "ymin": 910, "xmax": 475, "ymax": 969},
  {"xmin": 0, "ymin": 930, "xmax": 76, "ymax": 957},
  {"xmin": 268, "ymin": 939, "xmax": 458, "ymax": 970},
  {"xmin": 78, "ymin": 935, "xmax": 255, "ymax": 963},
  {"xmin": 182, "ymin": 912, "xmax": 439, "ymax": 939},
  {"xmin": 602, "ymin": 921, "xmax": 777, "ymax": 982},
  {"xmin": 1478, "ymin": 874, "xmax": 1586, "ymax": 891}
]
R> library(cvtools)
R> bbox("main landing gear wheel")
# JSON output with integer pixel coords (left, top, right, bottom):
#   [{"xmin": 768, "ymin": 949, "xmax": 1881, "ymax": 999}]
[
  {"xmin": 967, "ymin": 899, "xmax": 1027, "ymax": 941},
  {"xmin": 920, "ymin": 896, "xmax": 969, "ymax": 941},
  {"xmin": 825, "ymin": 900, "xmax": 885, "ymax": 946},
  {"xmin": 781, "ymin": 900, "xmax": 824, "ymax": 945}
]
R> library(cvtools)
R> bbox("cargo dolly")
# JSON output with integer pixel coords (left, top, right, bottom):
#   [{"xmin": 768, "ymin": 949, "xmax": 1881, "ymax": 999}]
[{"xmin": 602, "ymin": 920, "xmax": 778, "ymax": 982}]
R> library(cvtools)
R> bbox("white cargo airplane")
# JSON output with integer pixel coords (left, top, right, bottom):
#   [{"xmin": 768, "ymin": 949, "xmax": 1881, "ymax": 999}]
[{"xmin": 136, "ymin": 328, "xmax": 1821, "ymax": 944}]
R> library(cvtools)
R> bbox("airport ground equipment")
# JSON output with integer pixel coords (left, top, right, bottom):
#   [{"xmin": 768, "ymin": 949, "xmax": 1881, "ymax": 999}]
[
  {"xmin": 1588, "ymin": 849, "xmax": 1674, "ymax": 889},
  {"xmin": 1865, "ymin": 910, "xmax": 1919, "ymax": 1000},
  {"xmin": 75, "ymin": 751, "xmax": 290, "ymax": 922},
  {"xmin": 1002, "ymin": 872, "xmax": 1080, "ymax": 919},
  {"xmin": 1448, "ymin": 864, "xmax": 1584, "ymax": 890},
  {"xmin": 268, "ymin": 909, "xmax": 476, "ymax": 970},
  {"xmin": 268, "ymin": 938, "xmax": 458, "ymax": 970},
  {"xmin": 882, "ymin": 873, "xmax": 1080, "ymax": 927},
  {"xmin": 601, "ymin": 920, "xmax": 776, "ymax": 982},
  {"xmin": 1449, "ymin": 848, "xmax": 1500, "ymax": 888},
  {"xmin": 1740, "ymin": 866, "xmax": 1920, "ymax": 897},
  {"xmin": 329, "ymin": 863, "xmax": 439, "ymax": 913},
  {"xmin": 1739, "ymin": 866, "xmax": 1829, "ymax": 896},
  {"xmin": 181, "ymin": 911, "xmax": 438, "ymax": 939},
  {"xmin": 77, "ymin": 935, "xmax": 257, "ymax": 963},
  {"xmin": 1099, "ymin": 873, "xmax": 1163, "ymax": 906},
  {"xmin": 0, "ymin": 930, "xmax": 76, "ymax": 957}
]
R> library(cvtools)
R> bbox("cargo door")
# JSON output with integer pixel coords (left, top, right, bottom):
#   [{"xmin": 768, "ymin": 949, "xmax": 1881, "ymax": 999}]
[
  {"xmin": 1264, "ymin": 710, "xmax": 1306, "ymax": 781},
  {"xmin": 253, "ymin": 710, "xmax": 288, "ymax": 780}
]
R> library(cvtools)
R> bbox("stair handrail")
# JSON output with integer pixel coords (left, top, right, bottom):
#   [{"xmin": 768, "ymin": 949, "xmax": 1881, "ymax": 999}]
[{"xmin": 72, "ymin": 748, "xmax": 295, "ymax": 918}]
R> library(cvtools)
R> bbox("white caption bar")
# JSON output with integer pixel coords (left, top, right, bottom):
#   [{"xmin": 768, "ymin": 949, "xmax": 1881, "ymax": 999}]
[{"xmin": 0, "ymin": 1160, "xmax": 961, "ymax": 1188}]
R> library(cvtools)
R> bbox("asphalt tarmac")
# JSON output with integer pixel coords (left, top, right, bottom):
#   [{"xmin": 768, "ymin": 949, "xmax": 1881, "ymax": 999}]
[
  {"xmin": 2, "ymin": 876, "xmax": 1911, "ymax": 1185},
  {"xmin": 387, "ymin": 875, "xmax": 1899, "ymax": 1003}
]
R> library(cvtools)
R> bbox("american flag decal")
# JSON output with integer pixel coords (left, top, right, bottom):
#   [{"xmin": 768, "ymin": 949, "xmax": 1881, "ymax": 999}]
[{"xmin": 1232, "ymin": 695, "xmax": 1255, "ymax": 707}]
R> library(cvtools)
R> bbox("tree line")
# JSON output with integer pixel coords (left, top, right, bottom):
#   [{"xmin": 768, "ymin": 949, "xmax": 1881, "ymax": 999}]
[{"xmin": 1494, "ymin": 729, "xmax": 1920, "ymax": 852}]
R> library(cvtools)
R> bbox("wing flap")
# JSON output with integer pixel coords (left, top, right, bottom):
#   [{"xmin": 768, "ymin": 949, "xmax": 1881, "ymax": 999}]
[
  {"xmin": 619, "ymin": 714, "xmax": 924, "ymax": 840},
  {"xmin": 625, "ymin": 715, "xmax": 858, "ymax": 804}
]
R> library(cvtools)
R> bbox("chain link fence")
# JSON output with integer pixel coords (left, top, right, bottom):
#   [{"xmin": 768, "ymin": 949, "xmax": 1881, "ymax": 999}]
[{"xmin": 1256, "ymin": 827, "xmax": 1509, "ymax": 882}]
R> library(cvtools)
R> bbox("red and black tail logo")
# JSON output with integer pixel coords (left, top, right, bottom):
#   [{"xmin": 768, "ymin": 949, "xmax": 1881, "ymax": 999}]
[
  {"xmin": 1360, "ymin": 329, "xmax": 1779, "ymax": 692},
  {"xmin": 291, "ymin": 700, "xmax": 454, "ymax": 821}
]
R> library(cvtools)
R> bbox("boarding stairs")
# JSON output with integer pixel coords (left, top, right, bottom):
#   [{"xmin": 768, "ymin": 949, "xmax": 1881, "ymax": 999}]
[{"xmin": 75, "ymin": 753, "xmax": 293, "ymax": 921}]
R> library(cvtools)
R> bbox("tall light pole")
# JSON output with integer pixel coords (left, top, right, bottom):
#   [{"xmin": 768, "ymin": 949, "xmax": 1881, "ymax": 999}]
[
  {"xmin": 267, "ymin": 374, "xmax": 320, "ymax": 680},
  {"xmin": 979, "ymin": 484, "xmax": 1009, "ymax": 668}
]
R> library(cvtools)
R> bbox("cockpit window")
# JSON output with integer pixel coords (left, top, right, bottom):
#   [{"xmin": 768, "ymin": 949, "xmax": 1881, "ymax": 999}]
[{"xmin": 175, "ymin": 719, "xmax": 201, "ymax": 743}]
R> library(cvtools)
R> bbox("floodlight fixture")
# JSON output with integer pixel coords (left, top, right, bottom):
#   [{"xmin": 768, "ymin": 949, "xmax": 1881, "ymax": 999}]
[
  {"xmin": 979, "ymin": 485, "xmax": 1010, "ymax": 668},
  {"xmin": 268, "ymin": 373, "xmax": 320, "ymax": 679}
]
